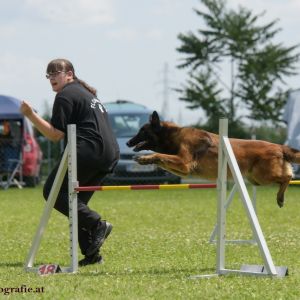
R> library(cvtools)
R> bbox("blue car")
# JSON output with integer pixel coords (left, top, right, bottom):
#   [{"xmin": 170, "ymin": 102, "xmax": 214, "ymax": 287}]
[{"xmin": 102, "ymin": 100, "xmax": 181, "ymax": 185}]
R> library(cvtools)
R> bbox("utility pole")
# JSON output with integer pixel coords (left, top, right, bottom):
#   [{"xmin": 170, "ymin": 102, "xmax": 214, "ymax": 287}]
[{"xmin": 177, "ymin": 109, "xmax": 183, "ymax": 126}]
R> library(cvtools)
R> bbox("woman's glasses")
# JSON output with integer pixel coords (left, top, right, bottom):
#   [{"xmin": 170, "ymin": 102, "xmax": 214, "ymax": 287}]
[{"xmin": 46, "ymin": 71, "xmax": 65, "ymax": 79}]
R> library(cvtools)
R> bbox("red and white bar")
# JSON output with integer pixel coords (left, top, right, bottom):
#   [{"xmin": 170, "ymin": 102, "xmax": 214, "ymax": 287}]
[{"xmin": 75, "ymin": 183, "xmax": 217, "ymax": 192}]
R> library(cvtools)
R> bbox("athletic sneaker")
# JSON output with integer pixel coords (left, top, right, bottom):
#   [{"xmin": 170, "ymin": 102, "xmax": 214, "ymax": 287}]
[
  {"xmin": 79, "ymin": 253, "xmax": 103, "ymax": 267},
  {"xmin": 86, "ymin": 221, "xmax": 113, "ymax": 257}
]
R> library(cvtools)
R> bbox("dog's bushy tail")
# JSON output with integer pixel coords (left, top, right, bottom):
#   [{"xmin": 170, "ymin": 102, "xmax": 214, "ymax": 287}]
[{"xmin": 283, "ymin": 145, "xmax": 300, "ymax": 164}]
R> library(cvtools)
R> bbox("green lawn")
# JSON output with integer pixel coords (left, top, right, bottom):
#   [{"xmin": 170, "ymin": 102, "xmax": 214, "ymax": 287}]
[{"xmin": 0, "ymin": 185, "xmax": 300, "ymax": 299}]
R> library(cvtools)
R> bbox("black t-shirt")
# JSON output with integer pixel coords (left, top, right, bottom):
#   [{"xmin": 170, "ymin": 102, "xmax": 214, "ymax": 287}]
[{"xmin": 51, "ymin": 80, "xmax": 119, "ymax": 173}]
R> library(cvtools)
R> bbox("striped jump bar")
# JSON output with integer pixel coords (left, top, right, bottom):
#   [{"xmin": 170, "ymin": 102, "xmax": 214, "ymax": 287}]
[
  {"xmin": 75, "ymin": 183, "xmax": 217, "ymax": 192},
  {"xmin": 289, "ymin": 180, "xmax": 300, "ymax": 185}
]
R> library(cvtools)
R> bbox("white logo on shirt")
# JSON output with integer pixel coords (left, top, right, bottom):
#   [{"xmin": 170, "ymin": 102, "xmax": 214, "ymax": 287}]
[{"xmin": 91, "ymin": 98, "xmax": 105, "ymax": 113}]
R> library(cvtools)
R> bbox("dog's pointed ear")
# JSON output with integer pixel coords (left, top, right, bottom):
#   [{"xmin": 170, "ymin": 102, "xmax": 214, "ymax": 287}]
[{"xmin": 149, "ymin": 111, "xmax": 161, "ymax": 130}]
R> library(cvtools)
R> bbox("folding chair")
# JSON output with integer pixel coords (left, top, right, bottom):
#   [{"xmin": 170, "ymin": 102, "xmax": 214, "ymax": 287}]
[{"xmin": 0, "ymin": 138, "xmax": 24, "ymax": 189}]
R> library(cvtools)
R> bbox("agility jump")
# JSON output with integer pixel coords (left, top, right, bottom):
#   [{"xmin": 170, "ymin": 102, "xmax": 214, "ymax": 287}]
[
  {"xmin": 25, "ymin": 119, "xmax": 291, "ymax": 277},
  {"xmin": 75, "ymin": 183, "xmax": 216, "ymax": 191}
]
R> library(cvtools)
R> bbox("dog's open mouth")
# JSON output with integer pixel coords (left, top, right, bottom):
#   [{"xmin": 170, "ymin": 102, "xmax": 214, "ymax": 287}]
[{"xmin": 133, "ymin": 141, "xmax": 148, "ymax": 152}]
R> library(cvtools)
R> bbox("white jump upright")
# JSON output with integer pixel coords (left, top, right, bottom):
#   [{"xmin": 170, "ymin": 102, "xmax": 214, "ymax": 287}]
[
  {"xmin": 24, "ymin": 125, "xmax": 78, "ymax": 274},
  {"xmin": 209, "ymin": 136, "xmax": 258, "ymax": 245},
  {"xmin": 209, "ymin": 183, "xmax": 257, "ymax": 244},
  {"xmin": 191, "ymin": 118, "xmax": 288, "ymax": 278}
]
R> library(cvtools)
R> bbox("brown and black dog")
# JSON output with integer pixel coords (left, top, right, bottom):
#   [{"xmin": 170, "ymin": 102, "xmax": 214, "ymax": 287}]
[{"xmin": 127, "ymin": 111, "xmax": 300, "ymax": 207}]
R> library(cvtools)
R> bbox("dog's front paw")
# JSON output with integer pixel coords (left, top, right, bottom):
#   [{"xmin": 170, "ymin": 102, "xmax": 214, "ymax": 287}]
[{"xmin": 135, "ymin": 155, "xmax": 157, "ymax": 165}]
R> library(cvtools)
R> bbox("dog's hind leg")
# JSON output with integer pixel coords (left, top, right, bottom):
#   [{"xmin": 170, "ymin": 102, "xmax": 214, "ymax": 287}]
[
  {"xmin": 275, "ymin": 160, "xmax": 293, "ymax": 208},
  {"xmin": 277, "ymin": 179, "xmax": 291, "ymax": 208},
  {"xmin": 251, "ymin": 157, "xmax": 293, "ymax": 207}
]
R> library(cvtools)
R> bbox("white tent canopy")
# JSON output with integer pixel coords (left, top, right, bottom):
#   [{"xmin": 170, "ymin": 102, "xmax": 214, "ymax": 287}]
[{"xmin": 283, "ymin": 89, "xmax": 300, "ymax": 150}]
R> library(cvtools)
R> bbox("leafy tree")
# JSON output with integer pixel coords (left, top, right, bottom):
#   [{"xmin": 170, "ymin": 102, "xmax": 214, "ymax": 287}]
[{"xmin": 176, "ymin": 0, "xmax": 299, "ymax": 135}]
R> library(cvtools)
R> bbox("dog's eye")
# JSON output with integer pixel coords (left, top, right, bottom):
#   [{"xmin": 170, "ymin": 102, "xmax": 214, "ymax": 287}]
[{"xmin": 140, "ymin": 128, "xmax": 146, "ymax": 135}]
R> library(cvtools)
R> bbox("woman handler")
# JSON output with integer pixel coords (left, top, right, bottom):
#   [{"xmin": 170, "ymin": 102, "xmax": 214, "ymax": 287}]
[{"xmin": 20, "ymin": 58, "xmax": 119, "ymax": 266}]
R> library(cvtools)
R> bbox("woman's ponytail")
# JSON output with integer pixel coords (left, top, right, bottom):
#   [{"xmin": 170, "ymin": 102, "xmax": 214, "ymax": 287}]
[{"xmin": 74, "ymin": 76, "xmax": 97, "ymax": 97}]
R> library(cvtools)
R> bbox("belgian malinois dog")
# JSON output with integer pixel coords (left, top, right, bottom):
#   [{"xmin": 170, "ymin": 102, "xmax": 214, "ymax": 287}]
[{"xmin": 127, "ymin": 111, "xmax": 300, "ymax": 207}]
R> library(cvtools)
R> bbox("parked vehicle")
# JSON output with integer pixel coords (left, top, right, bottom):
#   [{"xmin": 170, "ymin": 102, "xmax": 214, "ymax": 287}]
[
  {"xmin": 102, "ymin": 100, "xmax": 181, "ymax": 185},
  {"xmin": 0, "ymin": 95, "xmax": 43, "ymax": 187}
]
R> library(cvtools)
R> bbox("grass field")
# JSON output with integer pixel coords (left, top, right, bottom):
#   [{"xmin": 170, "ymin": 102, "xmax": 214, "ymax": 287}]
[{"xmin": 0, "ymin": 185, "xmax": 300, "ymax": 299}]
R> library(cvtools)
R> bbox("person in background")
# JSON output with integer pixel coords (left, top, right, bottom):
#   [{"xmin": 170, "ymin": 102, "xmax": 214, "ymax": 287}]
[
  {"xmin": 2, "ymin": 120, "xmax": 11, "ymax": 137},
  {"xmin": 0, "ymin": 120, "xmax": 13, "ymax": 173},
  {"xmin": 20, "ymin": 58, "xmax": 119, "ymax": 266}
]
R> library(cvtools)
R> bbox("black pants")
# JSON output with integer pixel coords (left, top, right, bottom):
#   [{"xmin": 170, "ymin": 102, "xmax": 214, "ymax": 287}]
[{"xmin": 43, "ymin": 161, "xmax": 107, "ymax": 256}]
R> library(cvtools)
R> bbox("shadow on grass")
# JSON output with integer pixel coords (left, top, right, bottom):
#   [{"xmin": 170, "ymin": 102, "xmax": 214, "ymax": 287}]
[
  {"xmin": 0, "ymin": 262, "xmax": 24, "ymax": 267},
  {"xmin": 78, "ymin": 266, "xmax": 216, "ymax": 277}
]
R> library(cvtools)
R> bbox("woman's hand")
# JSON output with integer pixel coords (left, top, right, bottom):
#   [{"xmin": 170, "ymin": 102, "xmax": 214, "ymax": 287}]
[
  {"xmin": 20, "ymin": 101, "xmax": 34, "ymax": 117},
  {"xmin": 19, "ymin": 101, "xmax": 64, "ymax": 142}
]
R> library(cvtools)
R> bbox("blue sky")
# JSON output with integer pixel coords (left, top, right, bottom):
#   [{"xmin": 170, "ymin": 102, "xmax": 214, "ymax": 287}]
[{"xmin": 1, "ymin": 0, "xmax": 300, "ymax": 125}]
